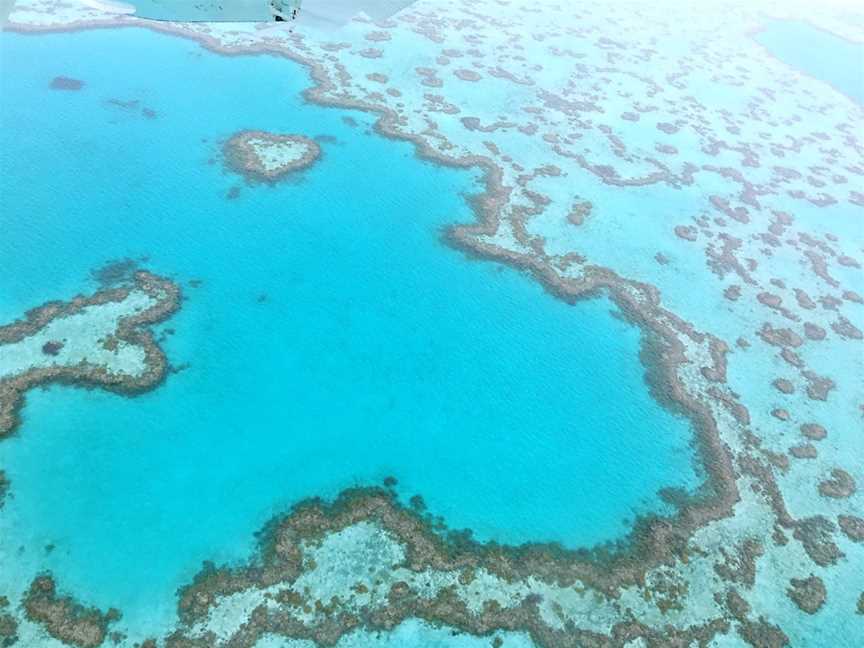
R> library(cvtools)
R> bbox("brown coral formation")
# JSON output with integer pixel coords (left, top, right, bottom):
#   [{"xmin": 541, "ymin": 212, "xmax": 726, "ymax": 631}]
[
  {"xmin": 0, "ymin": 271, "xmax": 181, "ymax": 437},
  {"xmin": 772, "ymin": 378, "xmax": 794, "ymax": 394},
  {"xmin": 793, "ymin": 516, "xmax": 844, "ymax": 567},
  {"xmin": 736, "ymin": 616, "xmax": 790, "ymax": 648},
  {"xmin": 171, "ymin": 488, "xmax": 739, "ymax": 648},
  {"xmin": 455, "ymin": 68, "xmax": 482, "ymax": 81},
  {"xmin": 770, "ymin": 408, "xmax": 789, "ymax": 421},
  {"xmin": 788, "ymin": 444, "xmax": 817, "ymax": 459},
  {"xmin": 786, "ymin": 575, "xmax": 826, "ymax": 614},
  {"xmin": 222, "ymin": 130, "xmax": 321, "ymax": 183},
  {"xmin": 0, "ymin": 595, "xmax": 18, "ymax": 647},
  {"xmin": 0, "ymin": 471, "xmax": 8, "ymax": 509},
  {"xmin": 801, "ymin": 370, "xmax": 835, "ymax": 401},
  {"xmin": 713, "ymin": 539, "xmax": 764, "ymax": 587},
  {"xmin": 566, "ymin": 199, "xmax": 592, "ymax": 226},
  {"xmin": 41, "ymin": 340, "xmax": 64, "ymax": 356},
  {"xmin": 817, "ymin": 468, "xmax": 857, "ymax": 499},
  {"xmin": 838, "ymin": 515, "xmax": 864, "ymax": 542},
  {"xmin": 800, "ymin": 423, "xmax": 827, "ymax": 441},
  {"xmin": 674, "ymin": 224, "xmax": 698, "ymax": 241},
  {"xmin": 50, "ymin": 76, "xmax": 84, "ymax": 90},
  {"xmin": 91, "ymin": 258, "xmax": 139, "ymax": 287},
  {"xmin": 23, "ymin": 574, "xmax": 120, "ymax": 648}
]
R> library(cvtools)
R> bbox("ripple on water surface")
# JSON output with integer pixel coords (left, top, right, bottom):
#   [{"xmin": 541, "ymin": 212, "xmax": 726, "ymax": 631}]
[{"xmin": 0, "ymin": 28, "xmax": 701, "ymax": 632}]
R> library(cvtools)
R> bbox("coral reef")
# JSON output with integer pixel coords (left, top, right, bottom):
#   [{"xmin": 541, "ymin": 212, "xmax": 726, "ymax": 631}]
[
  {"xmin": 0, "ymin": 270, "xmax": 181, "ymax": 437},
  {"xmin": 0, "ymin": 471, "xmax": 8, "ymax": 510},
  {"xmin": 0, "ymin": 595, "xmax": 19, "ymax": 647},
  {"xmin": 786, "ymin": 576, "xmax": 827, "ymax": 614},
  {"xmin": 23, "ymin": 575, "xmax": 120, "ymax": 648},
  {"xmin": 49, "ymin": 75, "xmax": 83, "ymax": 90},
  {"xmin": 223, "ymin": 130, "xmax": 321, "ymax": 183},
  {"xmin": 2, "ymin": 0, "xmax": 862, "ymax": 645}
]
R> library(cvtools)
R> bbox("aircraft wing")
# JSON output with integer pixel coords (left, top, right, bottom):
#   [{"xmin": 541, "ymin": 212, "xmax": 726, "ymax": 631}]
[{"xmin": 77, "ymin": 0, "xmax": 417, "ymax": 24}]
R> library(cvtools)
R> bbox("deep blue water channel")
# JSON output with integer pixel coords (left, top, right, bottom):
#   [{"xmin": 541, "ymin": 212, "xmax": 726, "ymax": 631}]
[{"xmin": 0, "ymin": 28, "xmax": 700, "ymax": 627}]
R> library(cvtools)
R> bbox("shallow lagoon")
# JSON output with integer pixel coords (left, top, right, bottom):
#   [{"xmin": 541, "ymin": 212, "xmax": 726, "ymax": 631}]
[
  {"xmin": 256, "ymin": 619, "xmax": 538, "ymax": 648},
  {"xmin": 0, "ymin": 27, "xmax": 700, "ymax": 633}
]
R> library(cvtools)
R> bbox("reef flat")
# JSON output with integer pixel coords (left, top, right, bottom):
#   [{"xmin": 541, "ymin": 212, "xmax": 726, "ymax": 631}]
[
  {"xmin": 0, "ymin": 271, "xmax": 181, "ymax": 437},
  {"xmin": 2, "ymin": 0, "xmax": 863, "ymax": 646},
  {"xmin": 223, "ymin": 130, "xmax": 321, "ymax": 183},
  {"xmin": 22, "ymin": 574, "xmax": 121, "ymax": 648}
]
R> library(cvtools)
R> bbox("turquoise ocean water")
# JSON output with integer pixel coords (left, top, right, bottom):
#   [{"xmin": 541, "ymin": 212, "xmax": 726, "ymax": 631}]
[
  {"xmin": 0, "ymin": 28, "xmax": 700, "ymax": 636},
  {"xmin": 756, "ymin": 19, "xmax": 864, "ymax": 104}
]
